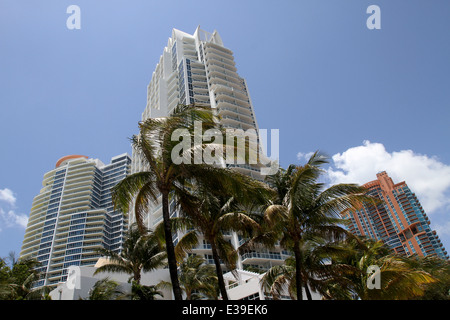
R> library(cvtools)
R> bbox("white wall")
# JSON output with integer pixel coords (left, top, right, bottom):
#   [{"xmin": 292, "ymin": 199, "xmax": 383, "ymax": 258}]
[{"xmin": 49, "ymin": 266, "xmax": 172, "ymax": 300}]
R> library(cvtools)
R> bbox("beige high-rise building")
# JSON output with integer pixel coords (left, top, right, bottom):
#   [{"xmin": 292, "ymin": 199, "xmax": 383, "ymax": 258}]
[{"xmin": 20, "ymin": 154, "xmax": 131, "ymax": 288}]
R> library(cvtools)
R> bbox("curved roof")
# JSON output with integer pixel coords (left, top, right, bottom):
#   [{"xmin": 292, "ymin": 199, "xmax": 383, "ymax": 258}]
[{"xmin": 55, "ymin": 155, "xmax": 88, "ymax": 168}]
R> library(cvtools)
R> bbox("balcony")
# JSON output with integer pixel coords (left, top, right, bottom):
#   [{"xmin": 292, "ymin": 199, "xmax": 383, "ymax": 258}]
[
  {"xmin": 206, "ymin": 61, "xmax": 237, "ymax": 73},
  {"xmin": 211, "ymin": 83, "xmax": 247, "ymax": 98},
  {"xmin": 205, "ymin": 52, "xmax": 235, "ymax": 68},
  {"xmin": 241, "ymin": 251, "xmax": 290, "ymax": 264},
  {"xmin": 219, "ymin": 106, "xmax": 253, "ymax": 120},
  {"xmin": 204, "ymin": 42, "xmax": 233, "ymax": 56},
  {"xmin": 191, "ymin": 243, "xmax": 212, "ymax": 254}
]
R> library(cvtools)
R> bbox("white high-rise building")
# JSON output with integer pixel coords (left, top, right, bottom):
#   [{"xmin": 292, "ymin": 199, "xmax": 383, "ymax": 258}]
[
  {"xmin": 132, "ymin": 27, "xmax": 287, "ymax": 273},
  {"xmin": 132, "ymin": 27, "xmax": 263, "ymax": 177},
  {"xmin": 20, "ymin": 154, "xmax": 131, "ymax": 288}
]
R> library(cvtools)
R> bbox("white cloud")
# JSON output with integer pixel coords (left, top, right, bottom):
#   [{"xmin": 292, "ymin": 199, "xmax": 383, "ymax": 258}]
[
  {"xmin": 327, "ymin": 140, "xmax": 450, "ymax": 214},
  {"xmin": 434, "ymin": 221, "xmax": 450, "ymax": 237},
  {"xmin": 0, "ymin": 188, "xmax": 16, "ymax": 206},
  {"xmin": 0, "ymin": 208, "xmax": 28, "ymax": 229},
  {"xmin": 0, "ymin": 188, "xmax": 28, "ymax": 231}
]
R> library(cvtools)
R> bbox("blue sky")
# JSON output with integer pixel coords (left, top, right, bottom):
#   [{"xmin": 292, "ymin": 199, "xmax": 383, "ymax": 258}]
[{"xmin": 1, "ymin": 0, "xmax": 449, "ymax": 259}]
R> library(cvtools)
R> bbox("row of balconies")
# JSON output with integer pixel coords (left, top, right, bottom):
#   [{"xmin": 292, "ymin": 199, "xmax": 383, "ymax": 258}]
[
  {"xmin": 205, "ymin": 52, "xmax": 235, "ymax": 69},
  {"xmin": 209, "ymin": 76, "xmax": 245, "ymax": 93},
  {"xmin": 203, "ymin": 42, "xmax": 234, "ymax": 59},
  {"xmin": 218, "ymin": 105, "xmax": 253, "ymax": 120}
]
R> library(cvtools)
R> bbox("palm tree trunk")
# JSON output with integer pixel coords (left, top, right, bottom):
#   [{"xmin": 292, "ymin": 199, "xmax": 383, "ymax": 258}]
[
  {"xmin": 162, "ymin": 190, "xmax": 183, "ymax": 300},
  {"xmin": 293, "ymin": 241, "xmax": 303, "ymax": 300},
  {"xmin": 134, "ymin": 271, "xmax": 141, "ymax": 285},
  {"xmin": 209, "ymin": 238, "xmax": 229, "ymax": 300},
  {"xmin": 305, "ymin": 283, "xmax": 312, "ymax": 300}
]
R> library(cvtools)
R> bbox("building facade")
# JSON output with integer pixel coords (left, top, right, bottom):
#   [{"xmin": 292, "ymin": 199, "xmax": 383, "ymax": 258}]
[
  {"xmin": 131, "ymin": 27, "xmax": 286, "ymax": 272},
  {"xmin": 341, "ymin": 171, "xmax": 448, "ymax": 259},
  {"xmin": 132, "ymin": 26, "xmax": 264, "ymax": 178},
  {"xmin": 20, "ymin": 153, "xmax": 131, "ymax": 288}
]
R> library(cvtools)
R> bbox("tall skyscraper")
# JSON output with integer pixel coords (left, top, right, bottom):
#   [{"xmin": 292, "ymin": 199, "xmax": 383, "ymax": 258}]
[
  {"xmin": 341, "ymin": 171, "xmax": 448, "ymax": 259},
  {"xmin": 132, "ymin": 27, "xmax": 263, "ymax": 177},
  {"xmin": 20, "ymin": 153, "xmax": 131, "ymax": 288},
  {"xmin": 132, "ymin": 27, "xmax": 287, "ymax": 272}
]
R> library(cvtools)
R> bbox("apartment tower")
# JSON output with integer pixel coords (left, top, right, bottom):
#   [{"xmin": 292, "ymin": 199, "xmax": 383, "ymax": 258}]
[
  {"xmin": 341, "ymin": 171, "xmax": 448, "ymax": 259},
  {"xmin": 20, "ymin": 153, "xmax": 131, "ymax": 287},
  {"xmin": 131, "ymin": 27, "xmax": 287, "ymax": 272}
]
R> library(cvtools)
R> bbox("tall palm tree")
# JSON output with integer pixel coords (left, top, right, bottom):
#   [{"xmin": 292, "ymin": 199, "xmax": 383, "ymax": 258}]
[
  {"xmin": 94, "ymin": 223, "xmax": 166, "ymax": 285},
  {"xmin": 155, "ymin": 185, "xmax": 270, "ymax": 300},
  {"xmin": 178, "ymin": 255, "xmax": 218, "ymax": 300},
  {"xmin": 260, "ymin": 237, "xmax": 356, "ymax": 300},
  {"xmin": 241, "ymin": 152, "xmax": 372, "ymax": 300},
  {"xmin": 112, "ymin": 104, "xmax": 272, "ymax": 300}
]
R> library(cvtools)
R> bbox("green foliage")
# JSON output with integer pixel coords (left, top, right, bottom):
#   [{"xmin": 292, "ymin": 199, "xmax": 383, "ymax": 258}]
[
  {"xmin": 243, "ymin": 152, "xmax": 372, "ymax": 300},
  {"xmin": 87, "ymin": 278, "xmax": 128, "ymax": 300},
  {"xmin": 131, "ymin": 282, "xmax": 165, "ymax": 300},
  {"xmin": 406, "ymin": 254, "xmax": 450, "ymax": 300},
  {"xmin": 165, "ymin": 180, "xmax": 270, "ymax": 300},
  {"xmin": 94, "ymin": 223, "xmax": 167, "ymax": 284},
  {"xmin": 0, "ymin": 252, "xmax": 50, "ymax": 300},
  {"xmin": 322, "ymin": 237, "xmax": 438, "ymax": 300},
  {"xmin": 112, "ymin": 104, "xmax": 273, "ymax": 300},
  {"xmin": 178, "ymin": 255, "xmax": 219, "ymax": 300}
]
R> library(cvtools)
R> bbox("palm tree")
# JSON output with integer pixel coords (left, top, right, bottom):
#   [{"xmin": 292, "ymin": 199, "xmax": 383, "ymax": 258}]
[
  {"xmin": 94, "ymin": 223, "xmax": 166, "ymax": 286},
  {"xmin": 323, "ymin": 237, "xmax": 437, "ymax": 300},
  {"xmin": 241, "ymin": 152, "xmax": 372, "ymax": 300},
  {"xmin": 112, "ymin": 104, "xmax": 272, "ymax": 300},
  {"xmin": 178, "ymin": 255, "xmax": 218, "ymax": 300},
  {"xmin": 0, "ymin": 252, "xmax": 50, "ymax": 300},
  {"xmin": 87, "ymin": 278, "xmax": 128, "ymax": 300},
  {"xmin": 131, "ymin": 282, "xmax": 165, "ymax": 300},
  {"xmin": 406, "ymin": 254, "xmax": 450, "ymax": 300},
  {"xmin": 153, "ymin": 188, "xmax": 267, "ymax": 300},
  {"xmin": 260, "ymin": 237, "xmax": 355, "ymax": 300},
  {"xmin": 260, "ymin": 257, "xmax": 296, "ymax": 299},
  {"xmin": 168, "ymin": 178, "xmax": 272, "ymax": 301}
]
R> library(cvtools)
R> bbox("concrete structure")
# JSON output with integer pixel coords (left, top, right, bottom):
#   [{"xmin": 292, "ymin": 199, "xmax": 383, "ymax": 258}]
[
  {"xmin": 49, "ymin": 261, "xmax": 172, "ymax": 300},
  {"xmin": 224, "ymin": 269, "xmax": 322, "ymax": 300},
  {"xmin": 50, "ymin": 266, "xmax": 322, "ymax": 300},
  {"xmin": 131, "ymin": 27, "xmax": 286, "ymax": 273},
  {"xmin": 341, "ymin": 171, "xmax": 448, "ymax": 259},
  {"xmin": 20, "ymin": 153, "xmax": 131, "ymax": 288}
]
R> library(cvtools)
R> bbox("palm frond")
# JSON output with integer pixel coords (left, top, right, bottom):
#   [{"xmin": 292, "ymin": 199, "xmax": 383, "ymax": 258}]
[
  {"xmin": 175, "ymin": 231, "xmax": 199, "ymax": 263},
  {"xmin": 111, "ymin": 171, "xmax": 158, "ymax": 215}
]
